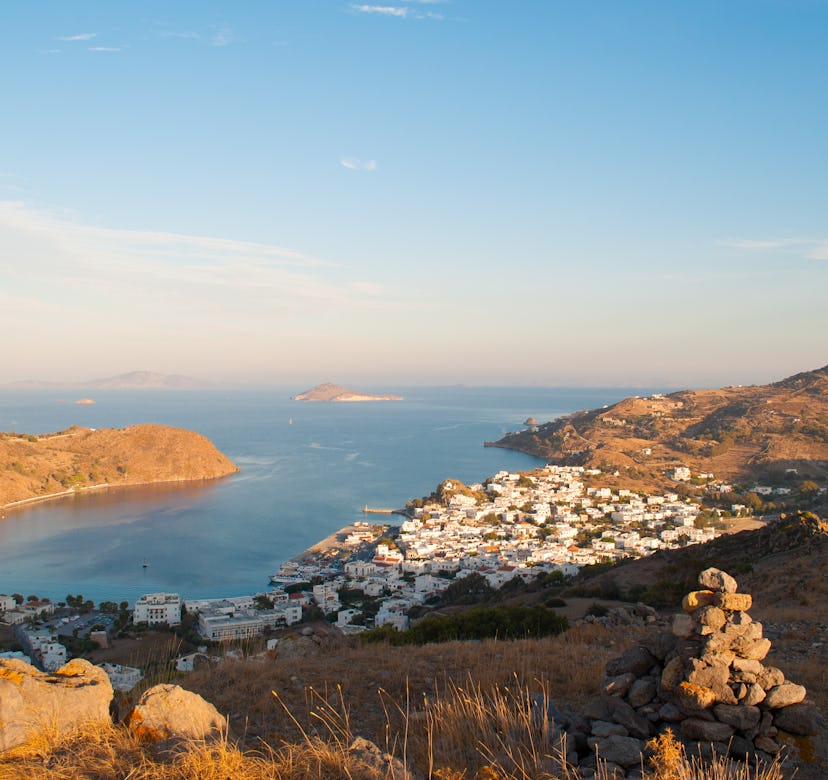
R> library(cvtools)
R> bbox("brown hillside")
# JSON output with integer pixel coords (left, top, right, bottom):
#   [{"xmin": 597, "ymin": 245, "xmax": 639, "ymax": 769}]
[
  {"xmin": 490, "ymin": 365, "xmax": 828, "ymax": 489},
  {"xmin": 0, "ymin": 424, "xmax": 238, "ymax": 509}
]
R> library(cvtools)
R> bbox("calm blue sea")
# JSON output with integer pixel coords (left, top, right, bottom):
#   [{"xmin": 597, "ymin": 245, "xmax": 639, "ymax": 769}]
[{"xmin": 0, "ymin": 386, "xmax": 654, "ymax": 604}]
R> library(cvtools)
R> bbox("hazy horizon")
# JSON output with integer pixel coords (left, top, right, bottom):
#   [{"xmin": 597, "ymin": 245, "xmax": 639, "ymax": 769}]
[{"xmin": 2, "ymin": 2, "xmax": 826, "ymax": 389}]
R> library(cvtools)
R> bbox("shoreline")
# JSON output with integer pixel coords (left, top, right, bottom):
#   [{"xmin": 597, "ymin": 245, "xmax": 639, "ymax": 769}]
[{"xmin": 0, "ymin": 474, "xmax": 237, "ymax": 516}]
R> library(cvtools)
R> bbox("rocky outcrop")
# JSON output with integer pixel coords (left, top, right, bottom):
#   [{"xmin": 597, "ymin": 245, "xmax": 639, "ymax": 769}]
[
  {"xmin": 125, "ymin": 684, "xmax": 227, "ymax": 742},
  {"xmin": 0, "ymin": 658, "xmax": 113, "ymax": 753},
  {"xmin": 561, "ymin": 568, "xmax": 825, "ymax": 778}
]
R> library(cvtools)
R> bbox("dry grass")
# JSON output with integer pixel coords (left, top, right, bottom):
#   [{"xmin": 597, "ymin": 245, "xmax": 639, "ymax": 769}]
[
  {"xmin": 0, "ymin": 688, "xmax": 789, "ymax": 780},
  {"xmin": 0, "ymin": 626, "xmax": 805, "ymax": 779},
  {"xmin": 181, "ymin": 624, "xmax": 630, "ymax": 752},
  {"xmin": 646, "ymin": 729, "xmax": 784, "ymax": 780}
]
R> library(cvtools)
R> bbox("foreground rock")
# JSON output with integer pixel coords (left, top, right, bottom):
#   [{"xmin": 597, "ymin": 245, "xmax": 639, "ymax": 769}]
[
  {"xmin": 125, "ymin": 684, "xmax": 227, "ymax": 742},
  {"xmin": 0, "ymin": 658, "xmax": 113, "ymax": 753},
  {"xmin": 559, "ymin": 568, "xmax": 826, "ymax": 778},
  {"xmin": 125, "ymin": 685, "xmax": 227, "ymax": 742}
]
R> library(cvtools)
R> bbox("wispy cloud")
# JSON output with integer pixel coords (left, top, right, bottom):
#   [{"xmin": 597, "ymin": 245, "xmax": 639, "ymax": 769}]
[
  {"xmin": 57, "ymin": 32, "xmax": 96, "ymax": 41},
  {"xmin": 351, "ymin": 2, "xmax": 445, "ymax": 19},
  {"xmin": 719, "ymin": 237, "xmax": 828, "ymax": 261},
  {"xmin": 340, "ymin": 156, "xmax": 378, "ymax": 171},
  {"xmin": 0, "ymin": 201, "xmax": 402, "ymax": 320},
  {"xmin": 88, "ymin": 47, "xmax": 122, "ymax": 53},
  {"xmin": 352, "ymin": 4, "xmax": 409, "ymax": 17}
]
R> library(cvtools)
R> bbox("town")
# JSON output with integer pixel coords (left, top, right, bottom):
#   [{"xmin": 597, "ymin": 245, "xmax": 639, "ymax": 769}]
[{"xmin": 0, "ymin": 461, "xmax": 761, "ymax": 691}]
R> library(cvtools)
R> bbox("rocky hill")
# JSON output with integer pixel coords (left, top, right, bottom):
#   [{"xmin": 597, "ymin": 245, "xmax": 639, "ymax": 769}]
[
  {"xmin": 489, "ymin": 365, "xmax": 828, "ymax": 490},
  {"xmin": 294, "ymin": 382, "xmax": 403, "ymax": 402},
  {"xmin": 0, "ymin": 424, "xmax": 238, "ymax": 509}
]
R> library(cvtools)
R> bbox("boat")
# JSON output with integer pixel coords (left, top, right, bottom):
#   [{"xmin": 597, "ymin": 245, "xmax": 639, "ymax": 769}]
[{"xmin": 142, "ymin": 559, "xmax": 149, "ymax": 569}]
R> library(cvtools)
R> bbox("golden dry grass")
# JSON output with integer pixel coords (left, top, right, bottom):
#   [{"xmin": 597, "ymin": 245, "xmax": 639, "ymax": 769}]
[
  {"xmin": 181, "ymin": 624, "xmax": 631, "ymax": 753},
  {"xmin": 0, "ymin": 626, "xmax": 805, "ymax": 779}
]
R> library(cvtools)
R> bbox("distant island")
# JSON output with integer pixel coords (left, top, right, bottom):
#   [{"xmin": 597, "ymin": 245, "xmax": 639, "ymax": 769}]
[
  {"xmin": 9, "ymin": 371, "xmax": 208, "ymax": 389},
  {"xmin": 488, "ymin": 364, "xmax": 828, "ymax": 490},
  {"xmin": 0, "ymin": 424, "xmax": 238, "ymax": 511},
  {"xmin": 294, "ymin": 383, "xmax": 403, "ymax": 402}
]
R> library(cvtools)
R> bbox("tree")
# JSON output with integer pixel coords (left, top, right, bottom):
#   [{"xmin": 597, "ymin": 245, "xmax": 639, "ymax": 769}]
[{"xmin": 12, "ymin": 594, "xmax": 23, "ymax": 605}]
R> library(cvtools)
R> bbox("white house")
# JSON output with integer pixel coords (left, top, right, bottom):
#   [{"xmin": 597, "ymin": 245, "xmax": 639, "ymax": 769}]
[
  {"xmin": 133, "ymin": 593, "xmax": 182, "ymax": 626},
  {"xmin": 99, "ymin": 662, "xmax": 143, "ymax": 691},
  {"xmin": 40, "ymin": 641, "xmax": 67, "ymax": 672}
]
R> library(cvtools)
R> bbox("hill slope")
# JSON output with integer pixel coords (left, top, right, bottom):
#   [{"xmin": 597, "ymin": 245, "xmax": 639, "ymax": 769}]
[
  {"xmin": 0, "ymin": 424, "xmax": 239, "ymax": 509},
  {"xmin": 489, "ymin": 365, "xmax": 828, "ymax": 489}
]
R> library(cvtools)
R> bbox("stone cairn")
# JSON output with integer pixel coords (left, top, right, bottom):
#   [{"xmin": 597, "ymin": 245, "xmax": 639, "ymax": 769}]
[{"xmin": 561, "ymin": 567, "xmax": 824, "ymax": 778}]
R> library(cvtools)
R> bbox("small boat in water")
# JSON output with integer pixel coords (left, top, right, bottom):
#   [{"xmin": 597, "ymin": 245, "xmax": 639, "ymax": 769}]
[{"xmin": 142, "ymin": 559, "xmax": 149, "ymax": 569}]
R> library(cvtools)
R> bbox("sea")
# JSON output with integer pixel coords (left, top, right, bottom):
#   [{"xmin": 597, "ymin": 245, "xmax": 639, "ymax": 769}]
[{"xmin": 0, "ymin": 386, "xmax": 657, "ymax": 605}]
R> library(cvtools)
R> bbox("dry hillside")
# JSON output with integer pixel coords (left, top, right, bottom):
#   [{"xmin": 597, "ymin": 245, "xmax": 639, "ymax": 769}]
[
  {"xmin": 490, "ymin": 365, "xmax": 828, "ymax": 490},
  {"xmin": 0, "ymin": 424, "xmax": 238, "ymax": 509}
]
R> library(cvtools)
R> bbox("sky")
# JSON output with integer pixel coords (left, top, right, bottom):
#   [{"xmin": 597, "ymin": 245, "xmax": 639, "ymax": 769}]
[{"xmin": 1, "ymin": 1, "xmax": 826, "ymax": 389}]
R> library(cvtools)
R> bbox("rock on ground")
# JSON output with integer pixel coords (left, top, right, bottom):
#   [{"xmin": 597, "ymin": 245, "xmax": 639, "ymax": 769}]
[
  {"xmin": 0, "ymin": 658, "xmax": 113, "ymax": 754},
  {"xmin": 125, "ymin": 683, "xmax": 226, "ymax": 742}
]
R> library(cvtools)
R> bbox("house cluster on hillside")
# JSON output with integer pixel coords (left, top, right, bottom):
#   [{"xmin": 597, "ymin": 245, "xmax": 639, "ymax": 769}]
[{"xmin": 265, "ymin": 465, "xmax": 722, "ymax": 633}]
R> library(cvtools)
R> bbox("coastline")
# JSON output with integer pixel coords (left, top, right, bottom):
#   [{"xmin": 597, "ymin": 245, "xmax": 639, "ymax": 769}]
[{"xmin": 0, "ymin": 474, "xmax": 237, "ymax": 516}]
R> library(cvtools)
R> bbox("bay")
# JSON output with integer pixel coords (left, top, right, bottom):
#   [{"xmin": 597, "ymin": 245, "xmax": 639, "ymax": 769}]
[{"xmin": 0, "ymin": 386, "xmax": 652, "ymax": 604}]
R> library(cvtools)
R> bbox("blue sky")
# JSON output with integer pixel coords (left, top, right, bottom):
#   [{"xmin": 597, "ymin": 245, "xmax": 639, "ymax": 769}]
[{"xmin": 1, "ymin": 1, "xmax": 826, "ymax": 388}]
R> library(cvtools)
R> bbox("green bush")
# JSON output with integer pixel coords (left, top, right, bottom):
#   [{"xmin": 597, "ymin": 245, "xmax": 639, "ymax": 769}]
[{"xmin": 361, "ymin": 605, "xmax": 568, "ymax": 646}]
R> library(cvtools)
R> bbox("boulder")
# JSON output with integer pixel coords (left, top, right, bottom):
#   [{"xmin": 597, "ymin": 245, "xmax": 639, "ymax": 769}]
[
  {"xmin": 712, "ymin": 703, "xmax": 761, "ymax": 731},
  {"xmin": 714, "ymin": 593, "xmax": 752, "ymax": 612},
  {"xmin": 627, "ymin": 677, "xmax": 657, "ymax": 708},
  {"xmin": 680, "ymin": 718, "xmax": 735, "ymax": 742},
  {"xmin": 732, "ymin": 637, "xmax": 771, "ymax": 661},
  {"xmin": 349, "ymin": 736, "xmax": 415, "ymax": 780},
  {"xmin": 763, "ymin": 682, "xmax": 807, "ymax": 710},
  {"xmin": 676, "ymin": 682, "xmax": 716, "ymax": 713},
  {"xmin": 0, "ymin": 658, "xmax": 113, "ymax": 754},
  {"xmin": 742, "ymin": 684, "xmax": 766, "ymax": 707},
  {"xmin": 604, "ymin": 696, "xmax": 653, "ymax": 739},
  {"xmin": 591, "ymin": 720, "xmax": 629, "ymax": 738},
  {"xmin": 602, "ymin": 672, "xmax": 636, "ymax": 698},
  {"xmin": 698, "ymin": 568, "xmax": 738, "ymax": 593},
  {"xmin": 697, "ymin": 605, "xmax": 726, "ymax": 633},
  {"xmin": 595, "ymin": 735, "xmax": 645, "ymax": 768},
  {"xmin": 605, "ymin": 646, "xmax": 656, "ymax": 678},
  {"xmin": 773, "ymin": 702, "xmax": 824, "ymax": 736},
  {"xmin": 756, "ymin": 666, "xmax": 785, "ymax": 690},
  {"xmin": 682, "ymin": 590, "xmax": 715, "ymax": 612},
  {"xmin": 126, "ymin": 684, "xmax": 226, "ymax": 742},
  {"xmin": 660, "ymin": 657, "xmax": 684, "ymax": 693}
]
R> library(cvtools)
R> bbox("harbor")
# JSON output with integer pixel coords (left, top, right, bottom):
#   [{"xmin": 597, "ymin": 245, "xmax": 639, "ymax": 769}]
[{"xmin": 269, "ymin": 520, "xmax": 396, "ymax": 586}]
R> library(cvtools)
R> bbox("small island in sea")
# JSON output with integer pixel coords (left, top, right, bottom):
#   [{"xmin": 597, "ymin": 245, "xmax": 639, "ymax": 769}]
[
  {"xmin": 293, "ymin": 382, "xmax": 403, "ymax": 402},
  {"xmin": 0, "ymin": 424, "xmax": 239, "ymax": 510}
]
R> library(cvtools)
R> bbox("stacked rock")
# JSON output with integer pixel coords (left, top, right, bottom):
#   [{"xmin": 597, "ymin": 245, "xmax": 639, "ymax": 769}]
[{"xmin": 568, "ymin": 567, "xmax": 824, "ymax": 778}]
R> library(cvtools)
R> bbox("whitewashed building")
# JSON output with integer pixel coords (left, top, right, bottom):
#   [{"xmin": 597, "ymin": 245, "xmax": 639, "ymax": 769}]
[
  {"xmin": 100, "ymin": 662, "xmax": 143, "ymax": 691},
  {"xmin": 133, "ymin": 593, "xmax": 182, "ymax": 626}
]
